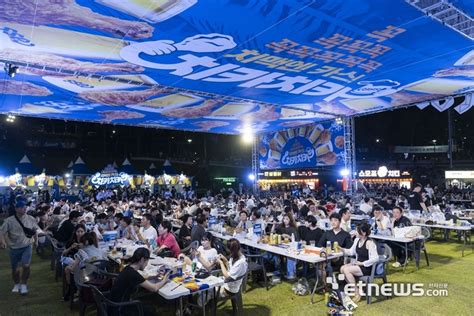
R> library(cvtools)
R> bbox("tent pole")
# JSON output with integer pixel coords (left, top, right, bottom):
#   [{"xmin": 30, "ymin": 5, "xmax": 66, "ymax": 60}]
[
  {"xmin": 251, "ymin": 137, "xmax": 259, "ymax": 196},
  {"xmin": 448, "ymin": 108, "xmax": 453, "ymax": 169},
  {"xmin": 343, "ymin": 117, "xmax": 356, "ymax": 195}
]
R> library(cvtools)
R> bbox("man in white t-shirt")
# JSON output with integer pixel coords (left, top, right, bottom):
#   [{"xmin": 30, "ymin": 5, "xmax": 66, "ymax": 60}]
[{"xmin": 137, "ymin": 214, "xmax": 157, "ymax": 244}]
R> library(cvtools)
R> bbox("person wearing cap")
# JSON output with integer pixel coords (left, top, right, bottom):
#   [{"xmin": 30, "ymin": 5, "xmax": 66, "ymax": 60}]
[
  {"xmin": 408, "ymin": 183, "xmax": 428, "ymax": 212},
  {"xmin": 0, "ymin": 199, "xmax": 40, "ymax": 295},
  {"xmin": 54, "ymin": 210, "xmax": 82, "ymax": 243}
]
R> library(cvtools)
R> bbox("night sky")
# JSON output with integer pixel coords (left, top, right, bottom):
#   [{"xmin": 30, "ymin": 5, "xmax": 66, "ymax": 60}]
[{"xmin": 0, "ymin": 105, "xmax": 473, "ymax": 175}]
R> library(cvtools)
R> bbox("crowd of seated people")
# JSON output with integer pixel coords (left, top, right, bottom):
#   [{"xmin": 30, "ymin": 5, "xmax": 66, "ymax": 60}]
[{"xmin": 1, "ymin": 180, "xmax": 472, "ymax": 314}]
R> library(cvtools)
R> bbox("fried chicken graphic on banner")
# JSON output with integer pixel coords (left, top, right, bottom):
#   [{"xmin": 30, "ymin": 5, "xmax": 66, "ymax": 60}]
[
  {"xmin": 0, "ymin": 0, "xmax": 153, "ymax": 39},
  {"xmin": 0, "ymin": 79, "xmax": 52, "ymax": 96},
  {"xmin": 80, "ymin": 87, "xmax": 171, "ymax": 106}
]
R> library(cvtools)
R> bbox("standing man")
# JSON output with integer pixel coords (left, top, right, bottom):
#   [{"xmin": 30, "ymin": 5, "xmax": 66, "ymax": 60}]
[
  {"xmin": 0, "ymin": 199, "xmax": 40, "ymax": 295},
  {"xmin": 408, "ymin": 183, "xmax": 428, "ymax": 212}
]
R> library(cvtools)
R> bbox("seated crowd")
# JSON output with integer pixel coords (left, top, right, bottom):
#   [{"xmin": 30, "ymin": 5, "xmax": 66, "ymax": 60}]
[{"xmin": 0, "ymin": 182, "xmax": 467, "ymax": 313}]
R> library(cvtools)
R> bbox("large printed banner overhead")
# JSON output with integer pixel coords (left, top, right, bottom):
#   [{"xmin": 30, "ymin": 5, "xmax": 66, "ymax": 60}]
[
  {"xmin": 0, "ymin": 0, "xmax": 474, "ymax": 134},
  {"xmin": 259, "ymin": 121, "xmax": 344, "ymax": 170}
]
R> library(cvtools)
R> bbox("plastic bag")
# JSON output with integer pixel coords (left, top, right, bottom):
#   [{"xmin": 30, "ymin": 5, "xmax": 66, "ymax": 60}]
[
  {"xmin": 292, "ymin": 277, "xmax": 310, "ymax": 296},
  {"xmin": 393, "ymin": 226, "xmax": 421, "ymax": 238}
]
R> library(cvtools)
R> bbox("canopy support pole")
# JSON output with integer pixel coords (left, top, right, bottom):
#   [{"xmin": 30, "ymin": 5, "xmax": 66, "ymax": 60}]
[
  {"xmin": 343, "ymin": 117, "xmax": 356, "ymax": 195},
  {"xmin": 252, "ymin": 137, "xmax": 259, "ymax": 196},
  {"xmin": 448, "ymin": 108, "xmax": 454, "ymax": 169}
]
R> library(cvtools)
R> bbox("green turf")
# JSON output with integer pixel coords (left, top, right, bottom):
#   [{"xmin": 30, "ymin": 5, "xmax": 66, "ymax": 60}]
[{"xmin": 0, "ymin": 237, "xmax": 473, "ymax": 316}]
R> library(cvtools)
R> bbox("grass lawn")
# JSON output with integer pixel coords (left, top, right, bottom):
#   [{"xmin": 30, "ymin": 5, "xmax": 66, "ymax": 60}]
[{"xmin": 0, "ymin": 236, "xmax": 473, "ymax": 316}]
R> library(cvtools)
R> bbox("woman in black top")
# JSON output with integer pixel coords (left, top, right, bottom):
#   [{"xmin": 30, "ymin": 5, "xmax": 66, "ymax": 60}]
[
  {"xmin": 271, "ymin": 212, "xmax": 299, "ymax": 279},
  {"xmin": 177, "ymin": 214, "xmax": 192, "ymax": 248},
  {"xmin": 272, "ymin": 212, "xmax": 299, "ymax": 241},
  {"xmin": 62, "ymin": 224, "xmax": 86, "ymax": 301},
  {"xmin": 110, "ymin": 248, "xmax": 170, "ymax": 316},
  {"xmin": 340, "ymin": 223, "xmax": 378, "ymax": 303}
]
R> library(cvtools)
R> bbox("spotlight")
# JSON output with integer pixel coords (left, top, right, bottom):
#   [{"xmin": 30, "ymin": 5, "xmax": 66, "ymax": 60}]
[
  {"xmin": 241, "ymin": 132, "xmax": 254, "ymax": 144},
  {"xmin": 5, "ymin": 114, "xmax": 16, "ymax": 123},
  {"xmin": 187, "ymin": 138, "xmax": 192, "ymax": 143},
  {"xmin": 4, "ymin": 63, "xmax": 19, "ymax": 78},
  {"xmin": 335, "ymin": 117, "xmax": 343, "ymax": 125},
  {"xmin": 241, "ymin": 125, "xmax": 254, "ymax": 144},
  {"xmin": 340, "ymin": 168, "xmax": 350, "ymax": 177},
  {"xmin": 65, "ymin": 173, "xmax": 71, "ymax": 178},
  {"xmin": 248, "ymin": 174, "xmax": 255, "ymax": 181}
]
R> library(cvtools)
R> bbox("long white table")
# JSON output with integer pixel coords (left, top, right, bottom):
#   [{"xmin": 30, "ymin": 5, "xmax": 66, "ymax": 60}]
[
  {"xmin": 412, "ymin": 223, "xmax": 472, "ymax": 256},
  {"xmin": 370, "ymin": 234, "xmax": 426, "ymax": 272},
  {"xmin": 106, "ymin": 239, "xmax": 222, "ymax": 316},
  {"xmin": 210, "ymin": 231, "xmax": 342, "ymax": 304}
]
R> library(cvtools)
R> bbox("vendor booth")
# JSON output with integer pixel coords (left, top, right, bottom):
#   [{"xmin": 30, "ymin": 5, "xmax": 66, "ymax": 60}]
[
  {"xmin": 357, "ymin": 166, "xmax": 412, "ymax": 189},
  {"xmin": 258, "ymin": 170, "xmax": 320, "ymax": 192},
  {"xmin": 445, "ymin": 170, "xmax": 474, "ymax": 189},
  {"xmin": 155, "ymin": 160, "xmax": 192, "ymax": 190}
]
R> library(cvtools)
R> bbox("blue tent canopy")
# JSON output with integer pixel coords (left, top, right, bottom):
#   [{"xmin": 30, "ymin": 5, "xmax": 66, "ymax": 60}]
[
  {"xmin": 0, "ymin": 0, "xmax": 473, "ymax": 134},
  {"xmin": 120, "ymin": 158, "xmax": 138, "ymax": 175},
  {"xmin": 146, "ymin": 163, "xmax": 159, "ymax": 176},
  {"xmin": 15, "ymin": 155, "xmax": 39, "ymax": 175},
  {"xmin": 71, "ymin": 157, "xmax": 91, "ymax": 175},
  {"xmin": 161, "ymin": 160, "xmax": 178, "ymax": 175}
]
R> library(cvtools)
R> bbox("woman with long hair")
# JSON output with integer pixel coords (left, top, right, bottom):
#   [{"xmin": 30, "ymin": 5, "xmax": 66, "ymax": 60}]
[
  {"xmin": 62, "ymin": 224, "xmax": 86, "ymax": 259},
  {"xmin": 216, "ymin": 238, "xmax": 248, "ymax": 297},
  {"xmin": 178, "ymin": 232, "xmax": 218, "ymax": 271},
  {"xmin": 271, "ymin": 212, "xmax": 299, "ymax": 241},
  {"xmin": 271, "ymin": 212, "xmax": 300, "ymax": 280},
  {"xmin": 61, "ymin": 224, "xmax": 86, "ymax": 301}
]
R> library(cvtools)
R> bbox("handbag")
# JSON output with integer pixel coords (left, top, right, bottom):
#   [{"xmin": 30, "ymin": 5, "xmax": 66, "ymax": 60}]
[{"xmin": 14, "ymin": 215, "xmax": 37, "ymax": 238}]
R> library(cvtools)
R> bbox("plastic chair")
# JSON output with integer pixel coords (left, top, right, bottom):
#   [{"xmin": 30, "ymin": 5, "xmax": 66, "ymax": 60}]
[
  {"xmin": 242, "ymin": 246, "xmax": 269, "ymax": 291},
  {"xmin": 215, "ymin": 273, "xmax": 247, "ymax": 316},
  {"xmin": 71, "ymin": 260, "xmax": 113, "ymax": 315},
  {"xmin": 50, "ymin": 238, "xmax": 65, "ymax": 281},
  {"xmin": 89, "ymin": 284, "xmax": 144, "ymax": 316},
  {"xmin": 358, "ymin": 242, "xmax": 392, "ymax": 304},
  {"xmin": 181, "ymin": 240, "xmax": 199, "ymax": 255}
]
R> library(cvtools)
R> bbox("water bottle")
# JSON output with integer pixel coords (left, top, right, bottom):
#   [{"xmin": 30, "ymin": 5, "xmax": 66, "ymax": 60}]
[
  {"xmin": 220, "ymin": 219, "xmax": 225, "ymax": 233},
  {"xmin": 192, "ymin": 257, "xmax": 198, "ymax": 274},
  {"xmin": 326, "ymin": 241, "xmax": 332, "ymax": 254}
]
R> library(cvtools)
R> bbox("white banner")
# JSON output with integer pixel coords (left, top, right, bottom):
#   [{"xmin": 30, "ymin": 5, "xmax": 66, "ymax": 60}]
[
  {"xmin": 445, "ymin": 170, "xmax": 474, "ymax": 179},
  {"xmin": 394, "ymin": 145, "xmax": 449, "ymax": 153}
]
